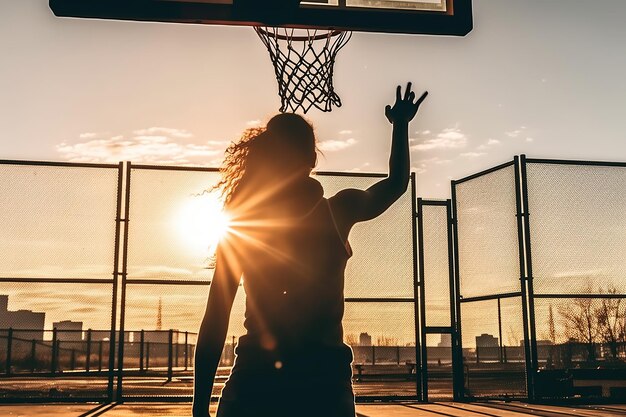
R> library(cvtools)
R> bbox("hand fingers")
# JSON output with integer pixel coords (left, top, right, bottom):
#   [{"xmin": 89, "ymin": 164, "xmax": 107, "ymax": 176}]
[
  {"xmin": 404, "ymin": 82, "xmax": 413, "ymax": 100},
  {"xmin": 416, "ymin": 91, "xmax": 429, "ymax": 105},
  {"xmin": 396, "ymin": 85, "xmax": 402, "ymax": 102},
  {"xmin": 385, "ymin": 104, "xmax": 393, "ymax": 122}
]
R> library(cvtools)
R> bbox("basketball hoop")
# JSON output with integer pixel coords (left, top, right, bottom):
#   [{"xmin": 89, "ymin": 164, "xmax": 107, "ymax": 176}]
[{"xmin": 255, "ymin": 27, "xmax": 352, "ymax": 113}]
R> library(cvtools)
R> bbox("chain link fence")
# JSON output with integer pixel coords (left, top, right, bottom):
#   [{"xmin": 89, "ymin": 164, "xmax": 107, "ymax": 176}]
[
  {"xmin": 0, "ymin": 160, "xmax": 419, "ymax": 402},
  {"xmin": 452, "ymin": 156, "xmax": 626, "ymax": 401}
]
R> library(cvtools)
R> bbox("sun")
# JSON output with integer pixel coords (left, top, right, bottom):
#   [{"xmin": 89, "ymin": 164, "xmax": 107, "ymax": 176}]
[{"xmin": 175, "ymin": 192, "xmax": 231, "ymax": 256}]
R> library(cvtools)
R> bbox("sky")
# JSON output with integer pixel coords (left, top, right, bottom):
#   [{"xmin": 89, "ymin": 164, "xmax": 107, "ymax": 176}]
[
  {"xmin": 2, "ymin": 0, "xmax": 626, "ymax": 347},
  {"xmin": 2, "ymin": 0, "xmax": 626, "ymax": 199}
]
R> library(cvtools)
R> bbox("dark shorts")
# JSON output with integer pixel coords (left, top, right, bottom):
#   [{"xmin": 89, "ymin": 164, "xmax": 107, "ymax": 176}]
[{"xmin": 217, "ymin": 345, "xmax": 355, "ymax": 417}]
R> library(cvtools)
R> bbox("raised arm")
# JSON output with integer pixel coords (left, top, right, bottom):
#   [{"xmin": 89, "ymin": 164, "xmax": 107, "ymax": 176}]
[
  {"xmin": 192, "ymin": 241, "xmax": 241, "ymax": 417},
  {"xmin": 330, "ymin": 83, "xmax": 427, "ymax": 231}
]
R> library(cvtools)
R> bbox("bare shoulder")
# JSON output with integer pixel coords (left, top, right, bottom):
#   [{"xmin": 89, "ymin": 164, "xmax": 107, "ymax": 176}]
[
  {"xmin": 329, "ymin": 188, "xmax": 368, "ymax": 208},
  {"xmin": 328, "ymin": 188, "xmax": 370, "ymax": 231}
]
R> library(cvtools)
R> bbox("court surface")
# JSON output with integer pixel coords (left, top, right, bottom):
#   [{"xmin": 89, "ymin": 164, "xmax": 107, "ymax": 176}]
[{"xmin": 3, "ymin": 402, "xmax": 626, "ymax": 417}]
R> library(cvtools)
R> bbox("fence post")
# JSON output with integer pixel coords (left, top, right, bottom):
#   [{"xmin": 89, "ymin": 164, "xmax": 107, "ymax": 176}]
[
  {"xmin": 167, "ymin": 329, "xmax": 174, "ymax": 382},
  {"xmin": 175, "ymin": 331, "xmax": 179, "ymax": 368},
  {"xmin": 98, "ymin": 341, "xmax": 103, "ymax": 372},
  {"xmin": 146, "ymin": 342, "xmax": 150, "ymax": 370},
  {"xmin": 31, "ymin": 339, "xmax": 37, "ymax": 373},
  {"xmin": 71, "ymin": 349, "xmax": 76, "ymax": 370},
  {"xmin": 6, "ymin": 328, "xmax": 13, "ymax": 376},
  {"xmin": 372, "ymin": 345, "xmax": 376, "ymax": 365},
  {"xmin": 497, "ymin": 298, "xmax": 504, "ymax": 364},
  {"xmin": 184, "ymin": 331, "xmax": 189, "ymax": 371},
  {"xmin": 139, "ymin": 330, "xmax": 144, "ymax": 372},
  {"xmin": 515, "ymin": 155, "xmax": 535, "ymax": 400},
  {"xmin": 51, "ymin": 328, "xmax": 58, "ymax": 374},
  {"xmin": 520, "ymin": 154, "xmax": 538, "ymax": 399},
  {"xmin": 86, "ymin": 329, "xmax": 92, "ymax": 373},
  {"xmin": 397, "ymin": 346, "xmax": 401, "ymax": 365}
]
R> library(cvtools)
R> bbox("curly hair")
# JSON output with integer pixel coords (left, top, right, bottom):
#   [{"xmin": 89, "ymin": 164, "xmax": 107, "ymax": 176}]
[
  {"xmin": 214, "ymin": 114, "xmax": 317, "ymax": 207},
  {"xmin": 213, "ymin": 127, "xmax": 264, "ymax": 206}
]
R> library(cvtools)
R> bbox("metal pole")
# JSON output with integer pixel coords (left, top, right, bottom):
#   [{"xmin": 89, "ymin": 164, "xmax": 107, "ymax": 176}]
[
  {"xmin": 184, "ymin": 331, "xmax": 189, "ymax": 371},
  {"xmin": 108, "ymin": 161, "xmax": 124, "ymax": 402},
  {"xmin": 139, "ymin": 330, "xmax": 144, "ymax": 372},
  {"xmin": 99, "ymin": 341, "xmax": 103, "ymax": 372},
  {"xmin": 416, "ymin": 198, "xmax": 428, "ymax": 401},
  {"xmin": 175, "ymin": 331, "xmax": 179, "ymax": 368},
  {"xmin": 520, "ymin": 155, "xmax": 539, "ymax": 374},
  {"xmin": 56, "ymin": 340, "xmax": 61, "ymax": 372},
  {"xmin": 167, "ymin": 329, "xmax": 174, "ymax": 382},
  {"xmin": 514, "ymin": 155, "xmax": 534, "ymax": 401},
  {"xmin": 498, "ymin": 298, "xmax": 504, "ymax": 364},
  {"xmin": 410, "ymin": 174, "xmax": 422, "ymax": 400},
  {"xmin": 116, "ymin": 161, "xmax": 132, "ymax": 400},
  {"xmin": 5, "ymin": 328, "xmax": 12, "ymax": 376},
  {"xmin": 51, "ymin": 328, "xmax": 58, "ymax": 375},
  {"xmin": 86, "ymin": 329, "xmax": 92, "ymax": 373},
  {"xmin": 146, "ymin": 342, "xmax": 150, "ymax": 370},
  {"xmin": 450, "ymin": 182, "xmax": 466, "ymax": 401}
]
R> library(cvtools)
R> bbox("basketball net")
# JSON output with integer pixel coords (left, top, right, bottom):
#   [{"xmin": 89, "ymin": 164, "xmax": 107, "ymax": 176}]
[{"xmin": 255, "ymin": 27, "xmax": 352, "ymax": 113}]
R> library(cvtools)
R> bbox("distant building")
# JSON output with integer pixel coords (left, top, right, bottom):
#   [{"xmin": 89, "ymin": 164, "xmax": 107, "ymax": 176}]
[
  {"xmin": 359, "ymin": 332, "xmax": 372, "ymax": 346},
  {"xmin": 476, "ymin": 333, "xmax": 498, "ymax": 348},
  {"xmin": 0, "ymin": 295, "xmax": 45, "ymax": 341},
  {"xmin": 438, "ymin": 334, "xmax": 452, "ymax": 347},
  {"xmin": 53, "ymin": 320, "xmax": 83, "ymax": 341}
]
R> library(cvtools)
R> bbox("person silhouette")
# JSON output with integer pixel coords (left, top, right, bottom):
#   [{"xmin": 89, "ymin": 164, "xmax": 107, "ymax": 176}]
[{"xmin": 192, "ymin": 83, "xmax": 427, "ymax": 417}]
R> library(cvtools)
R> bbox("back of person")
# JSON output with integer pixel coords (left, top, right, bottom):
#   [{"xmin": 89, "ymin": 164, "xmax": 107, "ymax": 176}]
[
  {"xmin": 219, "ymin": 178, "xmax": 356, "ymax": 416},
  {"xmin": 237, "ymin": 193, "xmax": 350, "ymax": 350},
  {"xmin": 193, "ymin": 85, "xmax": 427, "ymax": 417}
]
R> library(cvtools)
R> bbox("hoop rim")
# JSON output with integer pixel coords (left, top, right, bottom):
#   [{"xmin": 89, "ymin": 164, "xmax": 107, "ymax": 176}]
[{"xmin": 254, "ymin": 26, "xmax": 346, "ymax": 42}]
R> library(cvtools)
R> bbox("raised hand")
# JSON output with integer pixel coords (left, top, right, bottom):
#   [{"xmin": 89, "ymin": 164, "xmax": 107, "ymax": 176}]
[{"xmin": 385, "ymin": 82, "xmax": 428, "ymax": 124}]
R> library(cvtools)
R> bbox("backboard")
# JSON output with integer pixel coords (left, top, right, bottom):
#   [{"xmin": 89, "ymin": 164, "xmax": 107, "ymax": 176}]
[{"xmin": 49, "ymin": 0, "xmax": 473, "ymax": 36}]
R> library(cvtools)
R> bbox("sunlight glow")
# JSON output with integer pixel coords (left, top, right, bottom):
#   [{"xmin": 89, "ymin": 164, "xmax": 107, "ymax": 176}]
[{"xmin": 175, "ymin": 192, "xmax": 230, "ymax": 257}]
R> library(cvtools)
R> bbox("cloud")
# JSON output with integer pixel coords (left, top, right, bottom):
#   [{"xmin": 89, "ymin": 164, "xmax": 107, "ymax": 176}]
[
  {"xmin": 477, "ymin": 138, "xmax": 501, "ymax": 150},
  {"xmin": 318, "ymin": 138, "xmax": 357, "ymax": 152},
  {"xmin": 411, "ymin": 128, "xmax": 468, "ymax": 151},
  {"xmin": 133, "ymin": 127, "xmax": 193, "ymax": 138},
  {"xmin": 420, "ymin": 157, "xmax": 452, "ymax": 165},
  {"xmin": 526, "ymin": 137, "xmax": 535, "ymax": 142},
  {"xmin": 79, "ymin": 132, "xmax": 99, "ymax": 139},
  {"xmin": 460, "ymin": 152, "xmax": 486, "ymax": 158},
  {"xmin": 505, "ymin": 126, "xmax": 528, "ymax": 138},
  {"xmin": 246, "ymin": 120, "xmax": 262, "ymax": 127},
  {"xmin": 57, "ymin": 128, "xmax": 225, "ymax": 165},
  {"xmin": 339, "ymin": 130, "xmax": 353, "ymax": 135}
]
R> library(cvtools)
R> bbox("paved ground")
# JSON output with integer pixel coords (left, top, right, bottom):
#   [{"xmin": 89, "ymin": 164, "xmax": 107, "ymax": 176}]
[{"xmin": 2, "ymin": 403, "xmax": 626, "ymax": 417}]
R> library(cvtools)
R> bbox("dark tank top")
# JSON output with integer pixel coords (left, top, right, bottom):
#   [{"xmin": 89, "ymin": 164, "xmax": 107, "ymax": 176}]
[{"xmin": 230, "ymin": 180, "xmax": 353, "ymax": 369}]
